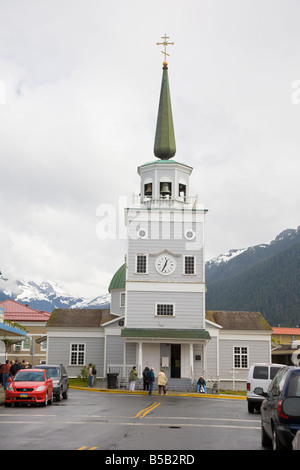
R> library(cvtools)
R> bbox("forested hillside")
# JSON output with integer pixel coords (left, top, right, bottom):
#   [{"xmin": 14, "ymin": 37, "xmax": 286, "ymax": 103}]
[{"xmin": 205, "ymin": 239, "xmax": 300, "ymax": 327}]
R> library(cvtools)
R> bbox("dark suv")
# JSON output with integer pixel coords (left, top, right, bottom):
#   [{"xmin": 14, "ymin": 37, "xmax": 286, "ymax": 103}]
[
  {"xmin": 36, "ymin": 364, "xmax": 69, "ymax": 402},
  {"xmin": 255, "ymin": 366, "xmax": 300, "ymax": 450}
]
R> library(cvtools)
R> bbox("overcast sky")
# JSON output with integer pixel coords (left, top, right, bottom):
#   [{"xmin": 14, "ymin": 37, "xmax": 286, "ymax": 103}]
[{"xmin": 0, "ymin": 0, "xmax": 299, "ymax": 297}]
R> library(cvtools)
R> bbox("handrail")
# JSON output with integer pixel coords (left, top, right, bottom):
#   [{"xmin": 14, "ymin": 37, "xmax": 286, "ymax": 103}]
[{"xmin": 131, "ymin": 194, "xmax": 201, "ymax": 209}]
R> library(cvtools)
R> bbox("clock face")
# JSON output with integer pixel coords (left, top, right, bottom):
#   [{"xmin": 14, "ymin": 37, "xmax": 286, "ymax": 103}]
[{"xmin": 155, "ymin": 255, "xmax": 176, "ymax": 275}]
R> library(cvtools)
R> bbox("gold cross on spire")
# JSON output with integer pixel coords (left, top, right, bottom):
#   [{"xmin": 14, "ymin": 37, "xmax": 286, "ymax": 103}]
[{"xmin": 156, "ymin": 34, "xmax": 174, "ymax": 66}]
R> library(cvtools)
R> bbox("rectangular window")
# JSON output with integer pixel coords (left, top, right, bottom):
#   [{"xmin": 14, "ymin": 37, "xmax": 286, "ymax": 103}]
[
  {"xmin": 120, "ymin": 292, "xmax": 126, "ymax": 307},
  {"xmin": 234, "ymin": 346, "xmax": 248, "ymax": 368},
  {"xmin": 14, "ymin": 337, "xmax": 31, "ymax": 351},
  {"xmin": 14, "ymin": 342, "xmax": 22, "ymax": 352},
  {"xmin": 40, "ymin": 340, "xmax": 47, "ymax": 351},
  {"xmin": 156, "ymin": 304, "xmax": 174, "ymax": 316},
  {"xmin": 253, "ymin": 366, "xmax": 268, "ymax": 380},
  {"xmin": 23, "ymin": 337, "xmax": 31, "ymax": 350},
  {"xmin": 70, "ymin": 343, "xmax": 85, "ymax": 366},
  {"xmin": 184, "ymin": 256, "xmax": 195, "ymax": 274},
  {"xmin": 136, "ymin": 254, "xmax": 147, "ymax": 273}
]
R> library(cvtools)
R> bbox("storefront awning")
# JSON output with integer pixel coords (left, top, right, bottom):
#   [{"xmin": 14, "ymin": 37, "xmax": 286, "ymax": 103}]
[{"xmin": 0, "ymin": 322, "xmax": 27, "ymax": 341}]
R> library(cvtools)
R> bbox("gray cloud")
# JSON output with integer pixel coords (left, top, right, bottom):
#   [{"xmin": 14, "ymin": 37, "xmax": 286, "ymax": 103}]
[{"xmin": 0, "ymin": 0, "xmax": 299, "ymax": 296}]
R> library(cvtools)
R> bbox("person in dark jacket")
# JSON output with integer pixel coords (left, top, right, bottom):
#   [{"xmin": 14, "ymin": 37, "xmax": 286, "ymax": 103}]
[
  {"xmin": 197, "ymin": 376, "xmax": 207, "ymax": 393},
  {"xmin": 9, "ymin": 360, "xmax": 22, "ymax": 377},
  {"xmin": 147, "ymin": 367, "xmax": 155, "ymax": 395},
  {"xmin": 142, "ymin": 366, "xmax": 149, "ymax": 391}
]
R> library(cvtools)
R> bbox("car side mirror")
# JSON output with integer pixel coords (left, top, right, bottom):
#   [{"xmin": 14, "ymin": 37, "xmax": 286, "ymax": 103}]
[{"xmin": 254, "ymin": 387, "xmax": 268, "ymax": 397}]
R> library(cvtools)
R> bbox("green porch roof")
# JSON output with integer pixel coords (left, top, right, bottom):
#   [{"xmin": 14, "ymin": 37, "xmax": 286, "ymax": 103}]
[{"xmin": 121, "ymin": 328, "xmax": 210, "ymax": 340}]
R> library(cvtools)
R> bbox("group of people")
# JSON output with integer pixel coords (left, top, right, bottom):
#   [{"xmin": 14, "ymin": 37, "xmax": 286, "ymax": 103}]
[
  {"xmin": 129, "ymin": 366, "xmax": 168, "ymax": 395},
  {"xmin": 129, "ymin": 366, "xmax": 207, "ymax": 394},
  {"xmin": 0, "ymin": 359, "xmax": 31, "ymax": 390}
]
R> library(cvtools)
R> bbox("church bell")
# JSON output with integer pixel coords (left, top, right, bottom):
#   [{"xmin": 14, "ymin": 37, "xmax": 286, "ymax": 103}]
[
  {"xmin": 144, "ymin": 183, "xmax": 152, "ymax": 196},
  {"xmin": 160, "ymin": 182, "xmax": 171, "ymax": 196}
]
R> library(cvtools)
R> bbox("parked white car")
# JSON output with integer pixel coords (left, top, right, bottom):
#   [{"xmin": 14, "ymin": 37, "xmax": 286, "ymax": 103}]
[{"xmin": 246, "ymin": 363, "xmax": 282, "ymax": 413}]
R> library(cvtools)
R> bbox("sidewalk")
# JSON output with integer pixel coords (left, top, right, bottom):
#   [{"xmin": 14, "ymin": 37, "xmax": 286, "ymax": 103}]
[
  {"xmin": 0, "ymin": 382, "xmax": 246, "ymax": 405},
  {"xmin": 70, "ymin": 384, "xmax": 246, "ymax": 399}
]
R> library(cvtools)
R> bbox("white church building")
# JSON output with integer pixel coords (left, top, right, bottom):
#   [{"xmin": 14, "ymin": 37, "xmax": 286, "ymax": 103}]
[{"xmin": 46, "ymin": 39, "xmax": 273, "ymax": 391}]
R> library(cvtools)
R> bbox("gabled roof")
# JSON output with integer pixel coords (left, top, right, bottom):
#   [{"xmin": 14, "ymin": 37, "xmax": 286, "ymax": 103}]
[
  {"xmin": 0, "ymin": 299, "xmax": 51, "ymax": 322},
  {"xmin": 205, "ymin": 310, "xmax": 272, "ymax": 331},
  {"xmin": 272, "ymin": 327, "xmax": 300, "ymax": 335},
  {"xmin": 47, "ymin": 309, "xmax": 115, "ymax": 328}
]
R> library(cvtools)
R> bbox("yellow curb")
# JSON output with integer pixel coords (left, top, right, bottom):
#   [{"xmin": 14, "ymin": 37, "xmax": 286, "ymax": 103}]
[{"xmin": 69, "ymin": 386, "xmax": 246, "ymax": 400}]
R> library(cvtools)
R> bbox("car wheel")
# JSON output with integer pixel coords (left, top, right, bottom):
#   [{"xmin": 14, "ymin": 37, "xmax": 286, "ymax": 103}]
[
  {"xmin": 55, "ymin": 391, "xmax": 61, "ymax": 401},
  {"xmin": 47, "ymin": 392, "xmax": 53, "ymax": 406},
  {"xmin": 248, "ymin": 402, "xmax": 255, "ymax": 413},
  {"xmin": 42, "ymin": 392, "xmax": 48, "ymax": 407},
  {"xmin": 62, "ymin": 389, "xmax": 68, "ymax": 399},
  {"xmin": 272, "ymin": 427, "xmax": 285, "ymax": 450},
  {"xmin": 261, "ymin": 424, "xmax": 272, "ymax": 448}
]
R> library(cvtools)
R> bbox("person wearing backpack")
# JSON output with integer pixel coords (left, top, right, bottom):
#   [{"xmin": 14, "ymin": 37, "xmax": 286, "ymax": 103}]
[
  {"xmin": 147, "ymin": 367, "xmax": 155, "ymax": 395},
  {"xmin": 88, "ymin": 363, "xmax": 94, "ymax": 387},
  {"xmin": 142, "ymin": 366, "xmax": 149, "ymax": 391}
]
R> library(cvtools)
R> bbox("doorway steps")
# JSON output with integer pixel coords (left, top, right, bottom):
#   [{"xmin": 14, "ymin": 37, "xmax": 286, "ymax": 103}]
[{"xmin": 165, "ymin": 378, "xmax": 194, "ymax": 392}]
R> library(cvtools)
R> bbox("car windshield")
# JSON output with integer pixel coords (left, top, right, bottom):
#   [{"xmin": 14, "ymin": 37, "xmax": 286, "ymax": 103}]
[
  {"xmin": 44, "ymin": 368, "xmax": 59, "ymax": 378},
  {"xmin": 13, "ymin": 371, "xmax": 45, "ymax": 382}
]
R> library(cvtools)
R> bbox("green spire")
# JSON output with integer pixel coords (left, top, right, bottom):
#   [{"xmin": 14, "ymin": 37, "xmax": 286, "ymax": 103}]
[{"xmin": 154, "ymin": 64, "xmax": 176, "ymax": 160}]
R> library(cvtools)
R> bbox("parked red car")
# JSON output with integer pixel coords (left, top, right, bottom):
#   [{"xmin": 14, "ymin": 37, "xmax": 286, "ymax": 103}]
[{"xmin": 5, "ymin": 369, "xmax": 53, "ymax": 407}]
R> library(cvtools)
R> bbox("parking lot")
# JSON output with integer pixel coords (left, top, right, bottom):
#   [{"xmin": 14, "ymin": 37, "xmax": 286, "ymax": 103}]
[{"xmin": 0, "ymin": 387, "xmax": 266, "ymax": 452}]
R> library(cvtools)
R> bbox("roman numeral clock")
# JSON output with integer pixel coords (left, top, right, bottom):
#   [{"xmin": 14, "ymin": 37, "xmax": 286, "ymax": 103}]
[{"xmin": 155, "ymin": 254, "xmax": 176, "ymax": 275}]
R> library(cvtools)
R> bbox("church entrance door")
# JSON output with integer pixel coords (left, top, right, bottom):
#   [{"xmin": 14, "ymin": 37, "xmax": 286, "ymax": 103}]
[{"xmin": 171, "ymin": 344, "xmax": 181, "ymax": 378}]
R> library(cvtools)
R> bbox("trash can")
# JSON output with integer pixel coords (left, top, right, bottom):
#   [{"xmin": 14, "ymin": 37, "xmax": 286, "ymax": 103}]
[{"xmin": 107, "ymin": 373, "xmax": 119, "ymax": 389}]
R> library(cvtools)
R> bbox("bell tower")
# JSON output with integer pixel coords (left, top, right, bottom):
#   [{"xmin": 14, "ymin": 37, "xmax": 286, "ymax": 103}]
[{"xmin": 121, "ymin": 36, "xmax": 210, "ymax": 381}]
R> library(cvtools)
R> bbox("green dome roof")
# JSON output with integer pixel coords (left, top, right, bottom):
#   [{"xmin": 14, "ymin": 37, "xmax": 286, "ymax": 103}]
[{"xmin": 108, "ymin": 263, "xmax": 126, "ymax": 292}]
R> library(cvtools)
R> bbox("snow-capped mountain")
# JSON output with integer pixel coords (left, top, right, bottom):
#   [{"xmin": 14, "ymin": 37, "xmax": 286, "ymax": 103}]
[
  {"xmin": 205, "ymin": 225, "xmax": 300, "ymax": 326},
  {"xmin": 70, "ymin": 294, "xmax": 111, "ymax": 310},
  {"xmin": 0, "ymin": 279, "xmax": 110, "ymax": 313},
  {"xmin": 206, "ymin": 225, "xmax": 300, "ymax": 284}
]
